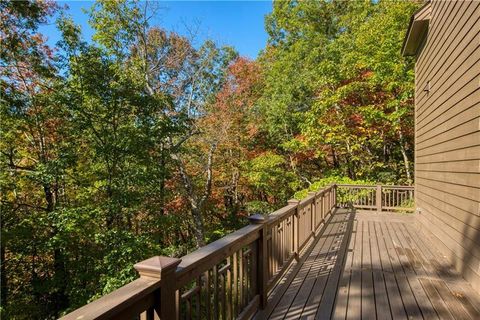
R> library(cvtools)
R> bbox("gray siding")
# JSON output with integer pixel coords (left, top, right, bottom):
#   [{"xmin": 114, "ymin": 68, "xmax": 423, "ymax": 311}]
[{"xmin": 414, "ymin": 0, "xmax": 480, "ymax": 293}]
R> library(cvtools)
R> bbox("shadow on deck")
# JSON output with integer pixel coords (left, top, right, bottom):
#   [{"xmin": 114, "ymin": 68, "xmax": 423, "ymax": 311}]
[{"xmin": 257, "ymin": 209, "xmax": 480, "ymax": 320}]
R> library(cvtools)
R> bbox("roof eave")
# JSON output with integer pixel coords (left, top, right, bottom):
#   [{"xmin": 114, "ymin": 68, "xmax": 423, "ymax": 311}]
[{"xmin": 402, "ymin": 1, "xmax": 431, "ymax": 57}]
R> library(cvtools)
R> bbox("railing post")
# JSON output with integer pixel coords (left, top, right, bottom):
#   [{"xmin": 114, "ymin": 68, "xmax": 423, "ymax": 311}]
[
  {"xmin": 327, "ymin": 187, "xmax": 330, "ymax": 211},
  {"xmin": 376, "ymin": 185, "xmax": 382, "ymax": 213},
  {"xmin": 134, "ymin": 256, "xmax": 182, "ymax": 320},
  {"xmin": 308, "ymin": 192, "xmax": 317, "ymax": 236},
  {"xmin": 248, "ymin": 213, "xmax": 268, "ymax": 309},
  {"xmin": 333, "ymin": 184, "xmax": 337, "ymax": 208},
  {"xmin": 288, "ymin": 199, "xmax": 300, "ymax": 259},
  {"xmin": 328, "ymin": 187, "xmax": 332, "ymax": 212},
  {"xmin": 319, "ymin": 191, "xmax": 324, "ymax": 220}
]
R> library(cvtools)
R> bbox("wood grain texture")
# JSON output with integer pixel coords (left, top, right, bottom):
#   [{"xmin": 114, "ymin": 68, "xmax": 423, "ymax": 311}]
[
  {"xmin": 260, "ymin": 210, "xmax": 480, "ymax": 320},
  {"xmin": 413, "ymin": 0, "xmax": 480, "ymax": 294}
]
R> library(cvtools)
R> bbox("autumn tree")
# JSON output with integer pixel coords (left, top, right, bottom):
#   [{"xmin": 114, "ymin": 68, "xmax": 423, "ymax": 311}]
[
  {"xmin": 200, "ymin": 57, "xmax": 264, "ymax": 228},
  {"xmin": 257, "ymin": 0, "xmax": 419, "ymax": 185},
  {"xmin": 0, "ymin": 0, "xmax": 76, "ymax": 317},
  {"xmin": 0, "ymin": 0, "xmax": 421, "ymax": 317}
]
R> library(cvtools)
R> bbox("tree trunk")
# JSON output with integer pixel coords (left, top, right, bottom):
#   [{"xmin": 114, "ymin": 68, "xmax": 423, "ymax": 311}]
[
  {"xmin": 1, "ymin": 243, "xmax": 7, "ymax": 309},
  {"xmin": 399, "ymin": 141, "xmax": 412, "ymax": 184},
  {"xmin": 53, "ymin": 248, "xmax": 68, "ymax": 315},
  {"xmin": 331, "ymin": 147, "xmax": 339, "ymax": 168},
  {"xmin": 44, "ymin": 184, "xmax": 68, "ymax": 316},
  {"xmin": 395, "ymin": 106, "xmax": 413, "ymax": 184},
  {"xmin": 397, "ymin": 126, "xmax": 412, "ymax": 185},
  {"xmin": 172, "ymin": 141, "xmax": 217, "ymax": 248},
  {"xmin": 344, "ymin": 141, "xmax": 357, "ymax": 179},
  {"xmin": 159, "ymin": 146, "xmax": 166, "ymax": 217},
  {"xmin": 191, "ymin": 206, "xmax": 206, "ymax": 248}
]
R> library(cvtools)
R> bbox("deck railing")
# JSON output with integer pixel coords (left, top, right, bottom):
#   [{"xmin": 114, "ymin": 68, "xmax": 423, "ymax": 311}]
[
  {"xmin": 336, "ymin": 184, "xmax": 414, "ymax": 212},
  {"xmin": 61, "ymin": 184, "xmax": 412, "ymax": 320}
]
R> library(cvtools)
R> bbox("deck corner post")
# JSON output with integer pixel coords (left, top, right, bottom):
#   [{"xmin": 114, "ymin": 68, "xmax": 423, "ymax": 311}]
[
  {"xmin": 248, "ymin": 213, "xmax": 268, "ymax": 309},
  {"xmin": 134, "ymin": 256, "xmax": 181, "ymax": 319},
  {"xmin": 376, "ymin": 185, "xmax": 382, "ymax": 212},
  {"xmin": 288, "ymin": 199, "xmax": 301, "ymax": 259}
]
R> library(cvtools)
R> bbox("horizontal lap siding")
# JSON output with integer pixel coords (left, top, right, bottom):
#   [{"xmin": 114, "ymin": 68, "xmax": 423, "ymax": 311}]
[
  {"xmin": 414, "ymin": 0, "xmax": 480, "ymax": 294},
  {"xmin": 417, "ymin": 103, "xmax": 480, "ymax": 145},
  {"xmin": 416, "ymin": 159, "xmax": 480, "ymax": 173},
  {"xmin": 416, "ymin": 177, "xmax": 480, "ymax": 204}
]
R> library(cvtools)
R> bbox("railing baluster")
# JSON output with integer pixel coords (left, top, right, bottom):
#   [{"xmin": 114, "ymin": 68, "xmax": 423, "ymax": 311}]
[
  {"xmin": 226, "ymin": 257, "xmax": 232, "ymax": 320},
  {"xmin": 279, "ymin": 221, "xmax": 283, "ymax": 265},
  {"xmin": 176, "ymin": 289, "xmax": 181, "ymax": 320},
  {"xmin": 186, "ymin": 296, "xmax": 191, "ymax": 320},
  {"xmin": 222, "ymin": 270, "xmax": 226, "ymax": 320},
  {"xmin": 232, "ymin": 251, "xmax": 238, "ymax": 317},
  {"xmin": 196, "ymin": 276, "xmax": 201, "ymax": 320},
  {"xmin": 288, "ymin": 199, "xmax": 300, "ymax": 259},
  {"xmin": 283, "ymin": 219, "xmax": 286, "ymax": 264},
  {"xmin": 312, "ymin": 198, "xmax": 315, "ymax": 229},
  {"xmin": 242, "ymin": 249, "xmax": 247, "ymax": 307},
  {"xmin": 249, "ymin": 242, "xmax": 258, "ymax": 304},
  {"xmin": 238, "ymin": 249, "xmax": 243, "ymax": 310},
  {"xmin": 321, "ymin": 192, "xmax": 324, "ymax": 222},
  {"xmin": 267, "ymin": 229, "xmax": 272, "ymax": 281},
  {"xmin": 213, "ymin": 265, "xmax": 219, "ymax": 319},
  {"xmin": 376, "ymin": 185, "xmax": 382, "ymax": 212},
  {"xmin": 246, "ymin": 248, "xmax": 251, "ymax": 301},
  {"xmin": 272, "ymin": 224, "xmax": 276, "ymax": 276},
  {"xmin": 205, "ymin": 270, "xmax": 211, "ymax": 320}
]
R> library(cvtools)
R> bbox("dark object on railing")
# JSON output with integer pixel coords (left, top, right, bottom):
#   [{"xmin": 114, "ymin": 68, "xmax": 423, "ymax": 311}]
[
  {"xmin": 248, "ymin": 213, "xmax": 266, "ymax": 224},
  {"xmin": 61, "ymin": 184, "xmax": 411, "ymax": 319}
]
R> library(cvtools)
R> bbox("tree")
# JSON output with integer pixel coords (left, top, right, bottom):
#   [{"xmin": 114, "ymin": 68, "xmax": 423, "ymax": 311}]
[
  {"xmin": 0, "ymin": 0, "xmax": 421, "ymax": 317},
  {"xmin": 167, "ymin": 41, "xmax": 238, "ymax": 247},
  {"xmin": 257, "ymin": 0, "xmax": 419, "ymax": 184},
  {"xmin": 199, "ymin": 57, "xmax": 264, "ymax": 228},
  {"xmin": 0, "ymin": 0, "xmax": 75, "ymax": 317}
]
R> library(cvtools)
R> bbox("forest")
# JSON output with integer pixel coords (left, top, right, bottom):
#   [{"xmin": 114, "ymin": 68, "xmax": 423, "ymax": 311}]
[{"xmin": 0, "ymin": 0, "xmax": 420, "ymax": 318}]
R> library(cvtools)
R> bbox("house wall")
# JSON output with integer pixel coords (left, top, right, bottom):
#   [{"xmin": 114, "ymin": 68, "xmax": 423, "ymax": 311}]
[{"xmin": 414, "ymin": 0, "xmax": 480, "ymax": 293}]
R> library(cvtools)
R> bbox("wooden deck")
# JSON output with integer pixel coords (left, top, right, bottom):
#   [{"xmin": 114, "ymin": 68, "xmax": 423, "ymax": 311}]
[{"xmin": 259, "ymin": 209, "xmax": 480, "ymax": 320}]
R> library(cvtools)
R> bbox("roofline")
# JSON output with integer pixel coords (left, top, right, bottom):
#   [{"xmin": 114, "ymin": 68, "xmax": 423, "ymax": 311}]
[{"xmin": 401, "ymin": 1, "xmax": 431, "ymax": 57}]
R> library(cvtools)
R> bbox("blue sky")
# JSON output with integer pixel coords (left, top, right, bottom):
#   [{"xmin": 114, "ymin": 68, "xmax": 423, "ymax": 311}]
[{"xmin": 41, "ymin": 1, "xmax": 272, "ymax": 59}]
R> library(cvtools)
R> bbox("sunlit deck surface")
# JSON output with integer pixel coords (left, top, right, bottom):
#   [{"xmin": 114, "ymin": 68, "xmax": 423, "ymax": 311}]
[{"xmin": 257, "ymin": 209, "xmax": 480, "ymax": 320}]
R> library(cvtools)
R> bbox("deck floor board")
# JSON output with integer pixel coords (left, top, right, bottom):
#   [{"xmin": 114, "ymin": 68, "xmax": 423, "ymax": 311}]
[{"xmin": 262, "ymin": 209, "xmax": 480, "ymax": 320}]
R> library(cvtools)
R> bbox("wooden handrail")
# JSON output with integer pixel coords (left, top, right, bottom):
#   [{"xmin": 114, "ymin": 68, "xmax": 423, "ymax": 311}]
[
  {"xmin": 265, "ymin": 204, "xmax": 296, "ymax": 226},
  {"xmin": 59, "ymin": 278, "xmax": 161, "ymax": 320},
  {"xmin": 60, "ymin": 256, "xmax": 181, "ymax": 320},
  {"xmin": 336, "ymin": 183, "xmax": 413, "ymax": 187},
  {"xmin": 336, "ymin": 184, "xmax": 414, "ymax": 212},
  {"xmin": 175, "ymin": 223, "xmax": 262, "ymax": 287},
  {"xmin": 60, "ymin": 184, "xmax": 383, "ymax": 320}
]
